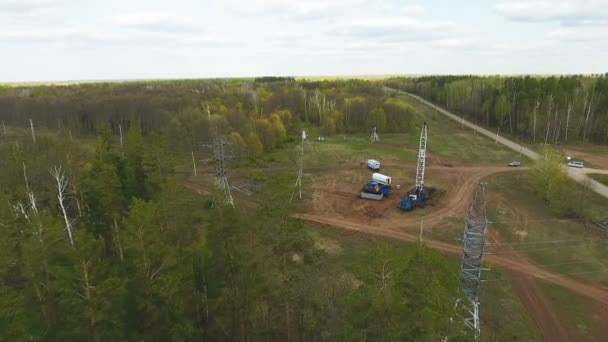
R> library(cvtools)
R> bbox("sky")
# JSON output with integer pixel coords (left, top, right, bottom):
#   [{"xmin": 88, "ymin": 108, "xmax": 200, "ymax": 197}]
[{"xmin": 1, "ymin": 0, "xmax": 607, "ymax": 81}]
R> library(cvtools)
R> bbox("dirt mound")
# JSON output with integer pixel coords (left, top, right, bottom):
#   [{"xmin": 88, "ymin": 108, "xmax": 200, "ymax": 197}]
[{"xmin": 423, "ymin": 187, "xmax": 446, "ymax": 206}]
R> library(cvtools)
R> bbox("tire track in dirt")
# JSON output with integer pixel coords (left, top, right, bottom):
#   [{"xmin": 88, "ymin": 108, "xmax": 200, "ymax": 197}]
[{"xmin": 488, "ymin": 227, "xmax": 569, "ymax": 342}]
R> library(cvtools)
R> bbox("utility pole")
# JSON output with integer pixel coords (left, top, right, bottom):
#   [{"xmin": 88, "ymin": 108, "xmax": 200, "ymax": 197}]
[
  {"xmin": 455, "ymin": 183, "xmax": 488, "ymax": 338},
  {"xmin": 203, "ymin": 132, "xmax": 236, "ymax": 207},
  {"xmin": 291, "ymin": 130, "xmax": 306, "ymax": 201},
  {"xmin": 2, "ymin": 121, "xmax": 6, "ymax": 135},
  {"xmin": 419, "ymin": 216, "xmax": 424, "ymax": 242}
]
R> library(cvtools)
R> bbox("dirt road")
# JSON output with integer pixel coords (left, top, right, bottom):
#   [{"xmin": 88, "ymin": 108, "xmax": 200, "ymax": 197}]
[
  {"xmin": 487, "ymin": 229, "xmax": 570, "ymax": 341},
  {"xmin": 294, "ymin": 212, "xmax": 608, "ymax": 306},
  {"xmin": 385, "ymin": 87, "xmax": 608, "ymax": 200}
]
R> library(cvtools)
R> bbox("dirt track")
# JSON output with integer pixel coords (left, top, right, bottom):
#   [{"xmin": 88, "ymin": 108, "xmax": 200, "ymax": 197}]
[
  {"xmin": 487, "ymin": 229, "xmax": 570, "ymax": 341},
  {"xmin": 185, "ymin": 158, "xmax": 608, "ymax": 338},
  {"xmin": 295, "ymin": 163, "xmax": 608, "ymax": 307},
  {"xmin": 309, "ymin": 164, "xmax": 522, "ymax": 230},
  {"xmin": 294, "ymin": 212, "xmax": 608, "ymax": 306}
]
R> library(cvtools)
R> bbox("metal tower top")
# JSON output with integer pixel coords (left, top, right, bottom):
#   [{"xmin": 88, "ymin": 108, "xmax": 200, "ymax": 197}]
[{"xmin": 415, "ymin": 122, "xmax": 427, "ymax": 191}]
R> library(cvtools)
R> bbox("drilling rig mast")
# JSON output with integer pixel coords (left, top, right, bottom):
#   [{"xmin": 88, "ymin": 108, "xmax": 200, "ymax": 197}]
[{"xmin": 400, "ymin": 122, "xmax": 428, "ymax": 211}]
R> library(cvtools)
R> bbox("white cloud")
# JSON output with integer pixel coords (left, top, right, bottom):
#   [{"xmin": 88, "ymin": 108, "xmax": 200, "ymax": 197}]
[
  {"xmin": 547, "ymin": 27, "xmax": 608, "ymax": 41},
  {"xmin": 400, "ymin": 4, "xmax": 425, "ymax": 16},
  {"xmin": 430, "ymin": 38, "xmax": 477, "ymax": 49},
  {"xmin": 230, "ymin": 0, "xmax": 368, "ymax": 20},
  {"xmin": 110, "ymin": 12, "xmax": 203, "ymax": 33},
  {"xmin": 0, "ymin": 28, "xmax": 81, "ymax": 43},
  {"xmin": 495, "ymin": 0, "xmax": 608, "ymax": 24},
  {"xmin": 0, "ymin": 0, "xmax": 52, "ymax": 12},
  {"xmin": 331, "ymin": 16, "xmax": 457, "ymax": 42}
]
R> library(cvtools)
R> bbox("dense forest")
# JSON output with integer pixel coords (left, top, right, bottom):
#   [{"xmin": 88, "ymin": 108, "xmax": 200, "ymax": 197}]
[
  {"xmin": 0, "ymin": 79, "xmax": 414, "ymax": 152},
  {"xmin": 0, "ymin": 79, "xmax": 473, "ymax": 340},
  {"xmin": 386, "ymin": 75, "xmax": 608, "ymax": 144}
]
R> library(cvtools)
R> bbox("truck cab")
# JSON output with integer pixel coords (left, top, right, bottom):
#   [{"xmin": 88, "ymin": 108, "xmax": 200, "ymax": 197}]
[{"xmin": 367, "ymin": 159, "xmax": 380, "ymax": 171}]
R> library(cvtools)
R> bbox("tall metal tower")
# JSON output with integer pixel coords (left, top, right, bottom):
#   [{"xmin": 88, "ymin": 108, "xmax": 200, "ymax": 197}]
[
  {"xmin": 456, "ymin": 183, "xmax": 488, "ymax": 337},
  {"xmin": 415, "ymin": 122, "xmax": 428, "ymax": 192},
  {"xmin": 370, "ymin": 126, "xmax": 380, "ymax": 143},
  {"xmin": 291, "ymin": 130, "xmax": 306, "ymax": 201},
  {"xmin": 203, "ymin": 133, "xmax": 236, "ymax": 207},
  {"xmin": 399, "ymin": 122, "xmax": 428, "ymax": 211}
]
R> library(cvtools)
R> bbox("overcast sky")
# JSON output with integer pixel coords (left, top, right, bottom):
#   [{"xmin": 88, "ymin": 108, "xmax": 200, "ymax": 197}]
[{"xmin": 1, "ymin": 0, "xmax": 607, "ymax": 81}]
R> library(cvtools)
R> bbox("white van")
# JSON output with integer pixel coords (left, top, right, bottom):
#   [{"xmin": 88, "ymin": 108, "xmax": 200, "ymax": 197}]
[
  {"xmin": 367, "ymin": 159, "xmax": 380, "ymax": 171},
  {"xmin": 567, "ymin": 161, "xmax": 584, "ymax": 168},
  {"xmin": 372, "ymin": 173, "xmax": 391, "ymax": 186}
]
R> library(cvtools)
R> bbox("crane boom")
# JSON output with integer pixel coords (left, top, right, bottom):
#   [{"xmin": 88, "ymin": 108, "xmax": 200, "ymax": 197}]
[{"xmin": 415, "ymin": 122, "xmax": 427, "ymax": 192}]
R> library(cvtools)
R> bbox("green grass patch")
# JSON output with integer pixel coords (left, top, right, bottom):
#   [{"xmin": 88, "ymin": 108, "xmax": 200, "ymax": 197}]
[
  {"xmin": 396, "ymin": 94, "xmax": 528, "ymax": 164},
  {"xmin": 588, "ymin": 173, "xmax": 608, "ymax": 186},
  {"xmin": 537, "ymin": 283, "xmax": 594, "ymax": 339},
  {"xmin": 480, "ymin": 269, "xmax": 541, "ymax": 342},
  {"xmin": 486, "ymin": 172, "xmax": 608, "ymax": 286}
]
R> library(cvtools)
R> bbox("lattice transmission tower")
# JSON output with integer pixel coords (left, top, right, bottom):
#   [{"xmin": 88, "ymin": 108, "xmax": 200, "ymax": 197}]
[
  {"xmin": 456, "ymin": 183, "xmax": 488, "ymax": 338},
  {"xmin": 370, "ymin": 126, "xmax": 379, "ymax": 143},
  {"xmin": 291, "ymin": 130, "xmax": 306, "ymax": 201},
  {"xmin": 203, "ymin": 133, "xmax": 237, "ymax": 207}
]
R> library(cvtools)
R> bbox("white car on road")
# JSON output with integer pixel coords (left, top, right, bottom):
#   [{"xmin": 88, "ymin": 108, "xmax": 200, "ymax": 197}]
[{"xmin": 567, "ymin": 161, "xmax": 584, "ymax": 168}]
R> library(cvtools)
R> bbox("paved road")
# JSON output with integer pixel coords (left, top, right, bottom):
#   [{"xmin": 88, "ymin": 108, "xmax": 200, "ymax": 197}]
[{"xmin": 385, "ymin": 87, "xmax": 608, "ymax": 200}]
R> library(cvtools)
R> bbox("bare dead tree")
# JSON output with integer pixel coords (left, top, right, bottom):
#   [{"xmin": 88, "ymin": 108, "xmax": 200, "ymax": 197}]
[
  {"xmin": 23, "ymin": 161, "xmax": 30, "ymax": 192},
  {"xmin": 565, "ymin": 102, "xmax": 572, "ymax": 143},
  {"xmin": 192, "ymin": 150, "xmax": 198, "ymax": 176},
  {"xmin": 27, "ymin": 191, "xmax": 38, "ymax": 215},
  {"xmin": 533, "ymin": 97, "xmax": 540, "ymax": 142},
  {"xmin": 544, "ymin": 95, "xmax": 553, "ymax": 145},
  {"xmin": 509, "ymin": 92, "xmax": 516, "ymax": 134},
  {"xmin": 552, "ymin": 106, "xmax": 559, "ymax": 143},
  {"xmin": 2, "ymin": 121, "xmax": 6, "ymax": 135},
  {"xmin": 29, "ymin": 119, "xmax": 36, "ymax": 144},
  {"xmin": 119, "ymin": 124, "xmax": 124, "ymax": 149},
  {"xmin": 303, "ymin": 89, "xmax": 308, "ymax": 122},
  {"xmin": 312, "ymin": 90, "xmax": 322, "ymax": 123},
  {"xmin": 136, "ymin": 225, "xmax": 166, "ymax": 280},
  {"xmin": 377, "ymin": 259, "xmax": 393, "ymax": 294},
  {"xmin": 251, "ymin": 91, "xmax": 259, "ymax": 116},
  {"xmin": 583, "ymin": 91, "xmax": 595, "ymax": 141},
  {"xmin": 50, "ymin": 166, "xmax": 75, "ymax": 247}
]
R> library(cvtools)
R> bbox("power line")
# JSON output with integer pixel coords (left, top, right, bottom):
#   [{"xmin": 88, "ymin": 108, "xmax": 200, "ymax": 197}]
[
  {"xmin": 490, "ymin": 236, "xmax": 606, "ymax": 247},
  {"xmin": 482, "ymin": 269, "xmax": 607, "ymax": 283},
  {"xmin": 488, "ymin": 239, "xmax": 608, "ymax": 255},
  {"xmin": 489, "ymin": 216, "xmax": 608, "ymax": 224}
]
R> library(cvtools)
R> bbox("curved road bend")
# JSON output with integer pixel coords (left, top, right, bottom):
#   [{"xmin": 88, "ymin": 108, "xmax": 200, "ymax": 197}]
[{"xmin": 385, "ymin": 87, "xmax": 608, "ymax": 200}]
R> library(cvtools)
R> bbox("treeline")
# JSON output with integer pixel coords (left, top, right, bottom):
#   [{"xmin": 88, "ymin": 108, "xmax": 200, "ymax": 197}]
[
  {"xmin": 386, "ymin": 75, "xmax": 608, "ymax": 144},
  {"xmin": 0, "ymin": 130, "xmax": 470, "ymax": 340},
  {"xmin": 0, "ymin": 79, "xmax": 414, "ymax": 154}
]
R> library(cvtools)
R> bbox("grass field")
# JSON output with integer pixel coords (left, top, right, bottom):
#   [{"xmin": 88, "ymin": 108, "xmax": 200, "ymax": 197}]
[
  {"xmin": 537, "ymin": 283, "xmax": 595, "ymax": 340},
  {"xmin": 480, "ymin": 269, "xmax": 540, "ymax": 341},
  {"xmin": 486, "ymin": 172, "xmax": 608, "ymax": 286},
  {"xmin": 589, "ymin": 173, "xmax": 608, "ymax": 186}
]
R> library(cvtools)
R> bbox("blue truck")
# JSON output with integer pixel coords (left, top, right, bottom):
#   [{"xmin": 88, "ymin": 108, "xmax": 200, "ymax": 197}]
[{"xmin": 360, "ymin": 181, "xmax": 391, "ymax": 200}]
